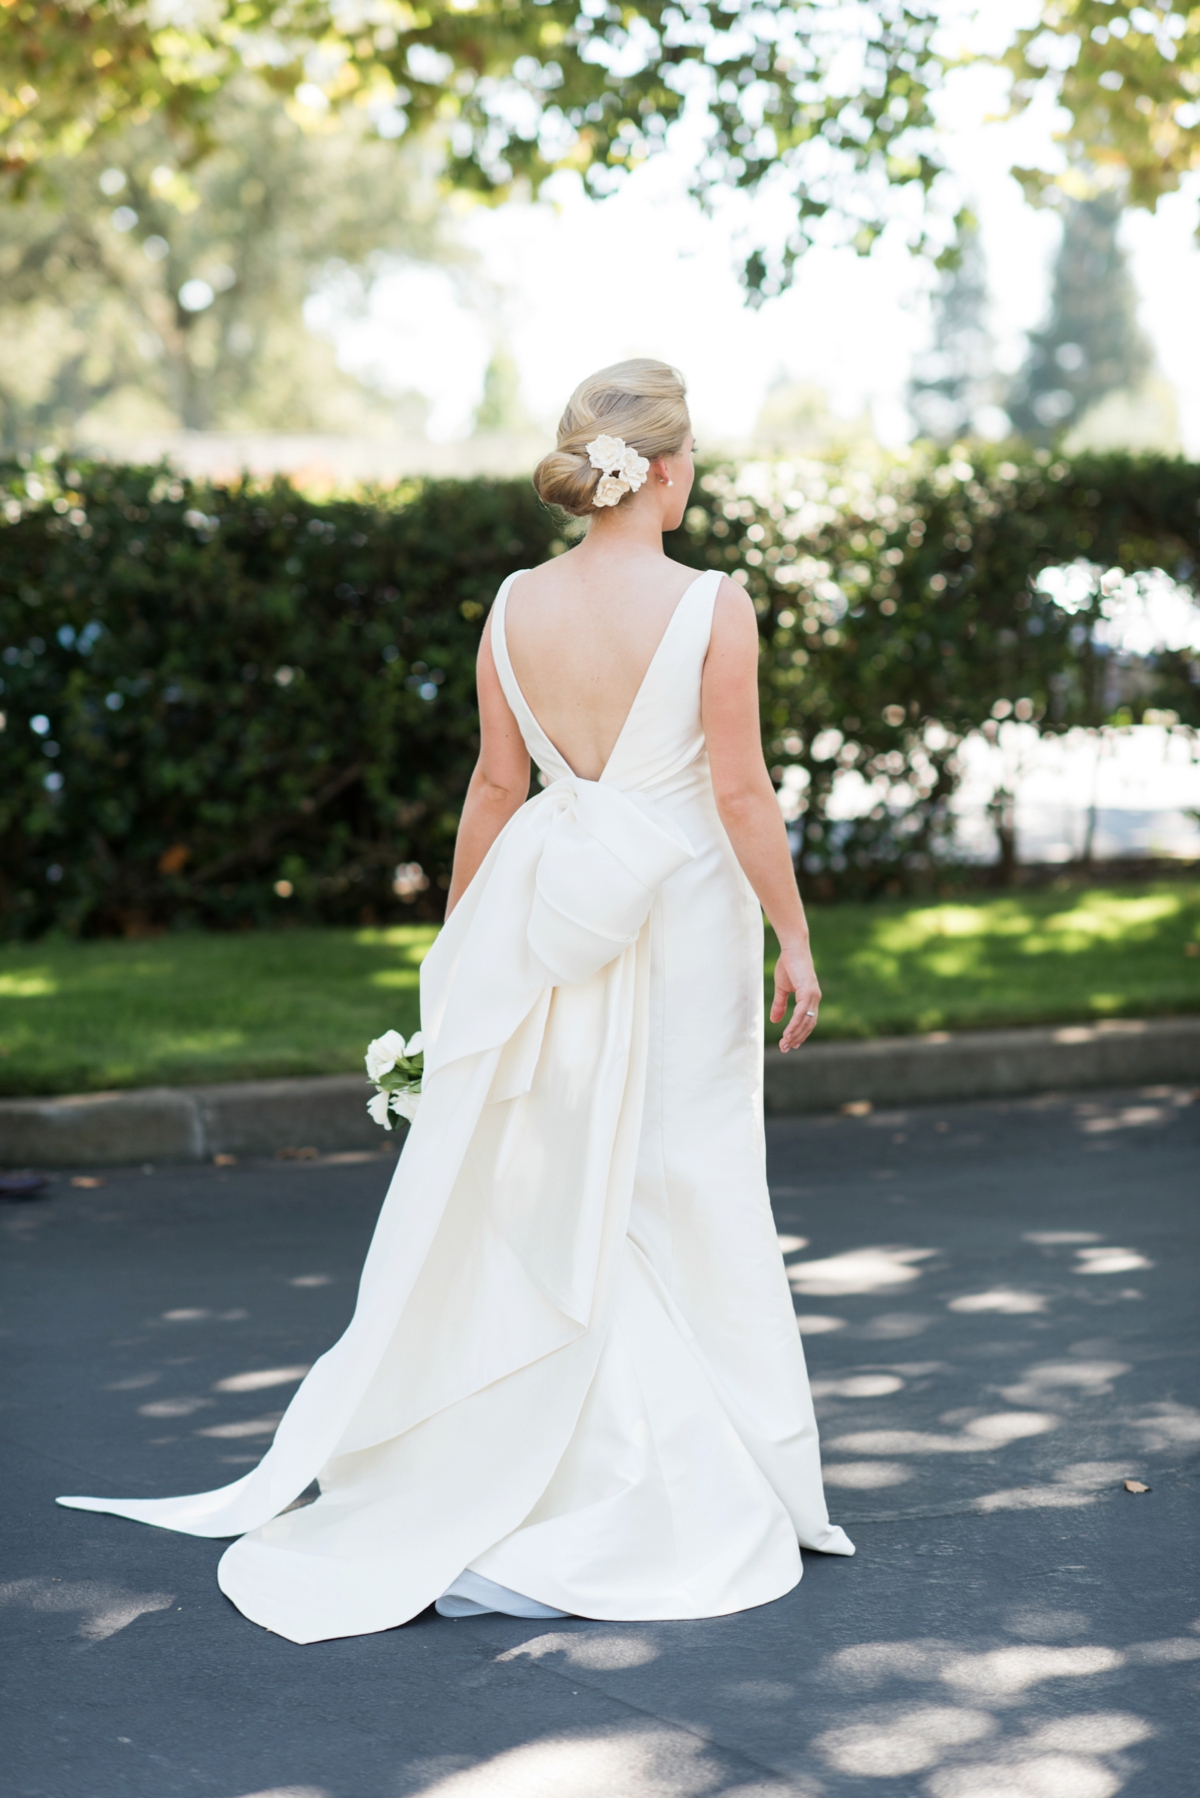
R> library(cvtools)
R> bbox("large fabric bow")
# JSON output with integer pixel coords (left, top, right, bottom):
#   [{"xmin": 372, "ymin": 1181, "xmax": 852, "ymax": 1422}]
[{"xmin": 421, "ymin": 776, "xmax": 695, "ymax": 1083}]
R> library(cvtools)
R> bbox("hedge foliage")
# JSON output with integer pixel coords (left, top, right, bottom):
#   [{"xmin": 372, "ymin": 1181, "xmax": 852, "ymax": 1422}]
[
  {"xmin": 703, "ymin": 449, "xmax": 1200, "ymax": 887},
  {"xmin": 0, "ymin": 464, "xmax": 550, "ymax": 937},
  {"xmin": 1, "ymin": 448, "xmax": 1197, "ymax": 938}
]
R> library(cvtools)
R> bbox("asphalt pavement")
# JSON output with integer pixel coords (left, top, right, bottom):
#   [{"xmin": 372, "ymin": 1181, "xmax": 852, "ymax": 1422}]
[{"xmin": 2, "ymin": 1085, "xmax": 1198, "ymax": 1798}]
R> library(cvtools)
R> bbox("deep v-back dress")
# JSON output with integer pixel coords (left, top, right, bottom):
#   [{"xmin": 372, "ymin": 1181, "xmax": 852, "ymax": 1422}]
[{"xmin": 58, "ymin": 566, "xmax": 853, "ymax": 1642}]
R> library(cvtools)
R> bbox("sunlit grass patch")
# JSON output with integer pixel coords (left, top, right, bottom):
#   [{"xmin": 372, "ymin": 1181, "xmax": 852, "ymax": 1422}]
[
  {"xmin": 767, "ymin": 880, "xmax": 1200, "ymax": 1043},
  {"xmin": 0, "ymin": 972, "xmax": 57, "ymax": 998},
  {"xmin": 353, "ymin": 925, "xmax": 438, "ymax": 959}
]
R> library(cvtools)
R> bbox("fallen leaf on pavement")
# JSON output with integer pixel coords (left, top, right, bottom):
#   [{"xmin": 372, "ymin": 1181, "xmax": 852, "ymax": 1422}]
[
  {"xmin": 213, "ymin": 1154, "xmax": 238, "ymax": 1167},
  {"xmin": 71, "ymin": 1175, "xmax": 106, "ymax": 1188},
  {"xmin": 1124, "ymin": 1479, "xmax": 1151, "ymax": 1494},
  {"xmin": 840, "ymin": 1100, "xmax": 872, "ymax": 1117}
]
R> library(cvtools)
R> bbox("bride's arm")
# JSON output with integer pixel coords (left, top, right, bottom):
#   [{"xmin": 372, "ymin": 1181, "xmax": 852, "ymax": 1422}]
[
  {"xmin": 701, "ymin": 578, "xmax": 821, "ymax": 1052},
  {"xmin": 444, "ymin": 616, "xmax": 531, "ymax": 917}
]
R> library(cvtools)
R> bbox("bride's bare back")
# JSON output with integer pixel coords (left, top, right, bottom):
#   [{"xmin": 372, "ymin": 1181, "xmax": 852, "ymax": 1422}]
[{"xmin": 503, "ymin": 549, "xmax": 702, "ymax": 781}]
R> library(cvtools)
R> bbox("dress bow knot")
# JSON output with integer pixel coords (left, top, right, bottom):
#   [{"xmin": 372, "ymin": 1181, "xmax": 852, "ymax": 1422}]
[
  {"xmin": 528, "ymin": 776, "xmax": 695, "ymax": 986},
  {"xmin": 421, "ymin": 775, "xmax": 695, "ymax": 1078}
]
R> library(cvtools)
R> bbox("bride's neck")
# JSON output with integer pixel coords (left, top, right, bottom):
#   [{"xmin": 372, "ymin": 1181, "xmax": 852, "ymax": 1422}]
[{"xmin": 577, "ymin": 494, "xmax": 671, "ymax": 560}]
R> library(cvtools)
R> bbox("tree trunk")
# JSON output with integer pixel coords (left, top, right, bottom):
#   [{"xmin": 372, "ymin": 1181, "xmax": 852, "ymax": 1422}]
[{"xmin": 989, "ymin": 787, "xmax": 1018, "ymax": 886}]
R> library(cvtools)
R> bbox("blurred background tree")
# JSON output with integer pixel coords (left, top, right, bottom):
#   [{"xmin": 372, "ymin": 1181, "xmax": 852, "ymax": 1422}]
[
  {"xmin": 472, "ymin": 346, "xmax": 531, "ymax": 437},
  {"xmin": 0, "ymin": 78, "xmax": 457, "ymax": 445},
  {"xmin": 1006, "ymin": 192, "xmax": 1153, "ymax": 444},
  {"xmin": 907, "ymin": 215, "xmax": 1002, "ymax": 445},
  {"xmin": 1000, "ymin": 0, "xmax": 1200, "ymax": 455}
]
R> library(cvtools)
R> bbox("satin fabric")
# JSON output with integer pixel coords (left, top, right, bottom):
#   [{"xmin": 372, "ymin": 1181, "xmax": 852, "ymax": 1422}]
[{"xmin": 58, "ymin": 566, "xmax": 853, "ymax": 1642}]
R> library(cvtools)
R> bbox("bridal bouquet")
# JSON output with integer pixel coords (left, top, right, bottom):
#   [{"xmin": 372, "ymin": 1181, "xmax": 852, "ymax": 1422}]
[{"xmin": 365, "ymin": 1030, "xmax": 423, "ymax": 1129}]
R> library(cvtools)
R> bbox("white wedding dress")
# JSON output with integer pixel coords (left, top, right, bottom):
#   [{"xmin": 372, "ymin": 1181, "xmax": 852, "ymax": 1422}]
[{"xmin": 59, "ymin": 567, "xmax": 853, "ymax": 1642}]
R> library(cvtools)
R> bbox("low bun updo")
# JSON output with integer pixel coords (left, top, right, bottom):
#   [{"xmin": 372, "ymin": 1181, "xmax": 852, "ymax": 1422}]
[{"xmin": 532, "ymin": 358, "xmax": 690, "ymax": 517}]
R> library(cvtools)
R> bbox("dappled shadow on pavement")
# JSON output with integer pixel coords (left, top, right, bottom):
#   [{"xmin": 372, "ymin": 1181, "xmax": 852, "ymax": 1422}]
[{"xmin": 1, "ymin": 1088, "xmax": 1196, "ymax": 1797}]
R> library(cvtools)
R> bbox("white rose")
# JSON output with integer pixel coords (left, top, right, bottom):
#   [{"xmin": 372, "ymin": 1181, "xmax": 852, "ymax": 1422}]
[
  {"xmin": 586, "ymin": 434, "xmax": 626, "ymax": 473},
  {"xmin": 365, "ymin": 1029, "xmax": 407, "ymax": 1082},
  {"xmin": 404, "ymin": 1031, "xmax": 423, "ymax": 1058},
  {"xmin": 621, "ymin": 450, "xmax": 650, "ymax": 491},
  {"xmin": 366, "ymin": 1088, "xmax": 394, "ymax": 1130},
  {"xmin": 390, "ymin": 1088, "xmax": 421, "ymax": 1123},
  {"xmin": 594, "ymin": 473, "xmax": 628, "ymax": 508}
]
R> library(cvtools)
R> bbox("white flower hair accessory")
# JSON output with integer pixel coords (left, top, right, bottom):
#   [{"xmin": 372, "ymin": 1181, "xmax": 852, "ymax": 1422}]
[{"xmin": 585, "ymin": 433, "xmax": 650, "ymax": 508}]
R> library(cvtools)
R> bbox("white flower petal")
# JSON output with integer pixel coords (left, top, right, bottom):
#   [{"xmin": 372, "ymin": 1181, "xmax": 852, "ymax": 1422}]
[
  {"xmin": 594, "ymin": 473, "xmax": 629, "ymax": 508},
  {"xmin": 365, "ymin": 1028, "xmax": 408, "ymax": 1082},
  {"xmin": 366, "ymin": 1089, "xmax": 394, "ymax": 1130},
  {"xmin": 405, "ymin": 1031, "xmax": 423, "ymax": 1057},
  {"xmin": 586, "ymin": 433, "xmax": 626, "ymax": 473},
  {"xmin": 390, "ymin": 1088, "xmax": 421, "ymax": 1122},
  {"xmin": 622, "ymin": 450, "xmax": 650, "ymax": 491}
]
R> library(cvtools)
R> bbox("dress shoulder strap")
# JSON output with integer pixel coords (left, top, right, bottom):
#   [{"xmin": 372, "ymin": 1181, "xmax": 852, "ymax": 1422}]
[
  {"xmin": 488, "ymin": 570, "xmax": 526, "ymax": 714},
  {"xmin": 488, "ymin": 570, "xmax": 574, "ymax": 781},
  {"xmin": 668, "ymin": 566, "xmax": 723, "ymax": 666}
]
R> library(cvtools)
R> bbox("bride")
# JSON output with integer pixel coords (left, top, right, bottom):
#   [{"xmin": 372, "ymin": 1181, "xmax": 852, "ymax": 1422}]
[{"xmin": 59, "ymin": 358, "xmax": 854, "ymax": 1642}]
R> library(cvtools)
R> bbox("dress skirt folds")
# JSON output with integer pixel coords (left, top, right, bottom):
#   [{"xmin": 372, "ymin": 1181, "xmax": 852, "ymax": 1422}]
[{"xmin": 58, "ymin": 568, "xmax": 854, "ymax": 1642}]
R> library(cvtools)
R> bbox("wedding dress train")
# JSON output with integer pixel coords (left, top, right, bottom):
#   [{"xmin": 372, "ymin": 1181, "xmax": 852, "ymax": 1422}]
[{"xmin": 58, "ymin": 567, "xmax": 853, "ymax": 1642}]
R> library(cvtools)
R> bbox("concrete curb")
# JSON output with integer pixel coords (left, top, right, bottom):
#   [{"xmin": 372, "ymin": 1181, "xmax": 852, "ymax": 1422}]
[
  {"xmin": 1, "ymin": 1017, "xmax": 1197, "ymax": 1168},
  {"xmin": 0, "ymin": 1075, "xmax": 379, "ymax": 1169},
  {"xmin": 764, "ymin": 1014, "xmax": 1200, "ymax": 1115}
]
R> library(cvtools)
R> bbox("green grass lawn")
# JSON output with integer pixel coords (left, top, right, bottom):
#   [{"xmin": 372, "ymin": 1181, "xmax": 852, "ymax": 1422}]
[
  {"xmin": 0, "ymin": 925, "xmax": 435, "ymax": 1097},
  {"xmin": 1, "ymin": 882, "xmax": 1197, "ymax": 1097},
  {"xmin": 771, "ymin": 880, "xmax": 1200, "ymax": 1041}
]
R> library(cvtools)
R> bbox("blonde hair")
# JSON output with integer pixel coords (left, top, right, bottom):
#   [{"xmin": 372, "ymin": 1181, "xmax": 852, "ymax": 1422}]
[{"xmin": 532, "ymin": 358, "xmax": 690, "ymax": 517}]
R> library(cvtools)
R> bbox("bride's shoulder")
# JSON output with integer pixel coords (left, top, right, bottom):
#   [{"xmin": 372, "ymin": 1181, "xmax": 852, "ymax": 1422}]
[
  {"xmin": 505, "ymin": 555, "xmax": 572, "ymax": 600},
  {"xmin": 709, "ymin": 572, "xmax": 756, "ymax": 615},
  {"xmin": 707, "ymin": 576, "xmax": 759, "ymax": 663},
  {"xmin": 667, "ymin": 557, "xmax": 748, "ymax": 605},
  {"xmin": 665, "ymin": 557, "xmax": 745, "ymax": 605}
]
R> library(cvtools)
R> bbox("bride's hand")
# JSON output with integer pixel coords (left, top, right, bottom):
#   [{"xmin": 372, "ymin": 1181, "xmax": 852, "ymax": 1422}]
[{"xmin": 771, "ymin": 944, "xmax": 821, "ymax": 1052}]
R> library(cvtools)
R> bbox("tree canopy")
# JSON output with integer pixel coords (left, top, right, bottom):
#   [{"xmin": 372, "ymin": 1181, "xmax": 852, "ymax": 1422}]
[
  {"xmin": 2, "ymin": 0, "xmax": 949, "ymax": 296},
  {"xmin": 6, "ymin": 4, "xmax": 1200, "ymax": 304},
  {"xmin": 1007, "ymin": 0, "xmax": 1200, "ymax": 215}
]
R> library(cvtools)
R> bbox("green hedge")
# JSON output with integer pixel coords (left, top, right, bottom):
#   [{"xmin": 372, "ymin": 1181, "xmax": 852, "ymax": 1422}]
[
  {"xmin": 1, "ymin": 448, "xmax": 1197, "ymax": 937},
  {"xmin": 0, "ymin": 466, "xmax": 555, "ymax": 936}
]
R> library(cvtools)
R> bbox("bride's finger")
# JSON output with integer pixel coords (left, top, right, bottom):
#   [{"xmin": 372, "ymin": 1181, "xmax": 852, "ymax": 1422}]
[
  {"xmin": 770, "ymin": 971, "xmax": 797, "ymax": 1023},
  {"xmin": 780, "ymin": 994, "xmax": 818, "ymax": 1051}
]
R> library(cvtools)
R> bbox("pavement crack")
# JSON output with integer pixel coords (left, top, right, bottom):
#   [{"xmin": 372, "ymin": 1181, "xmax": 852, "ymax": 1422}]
[
  {"xmin": 472, "ymin": 1629, "xmax": 798, "ymax": 1787},
  {"xmin": 0, "ymin": 1432, "xmax": 143, "ymax": 1488}
]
